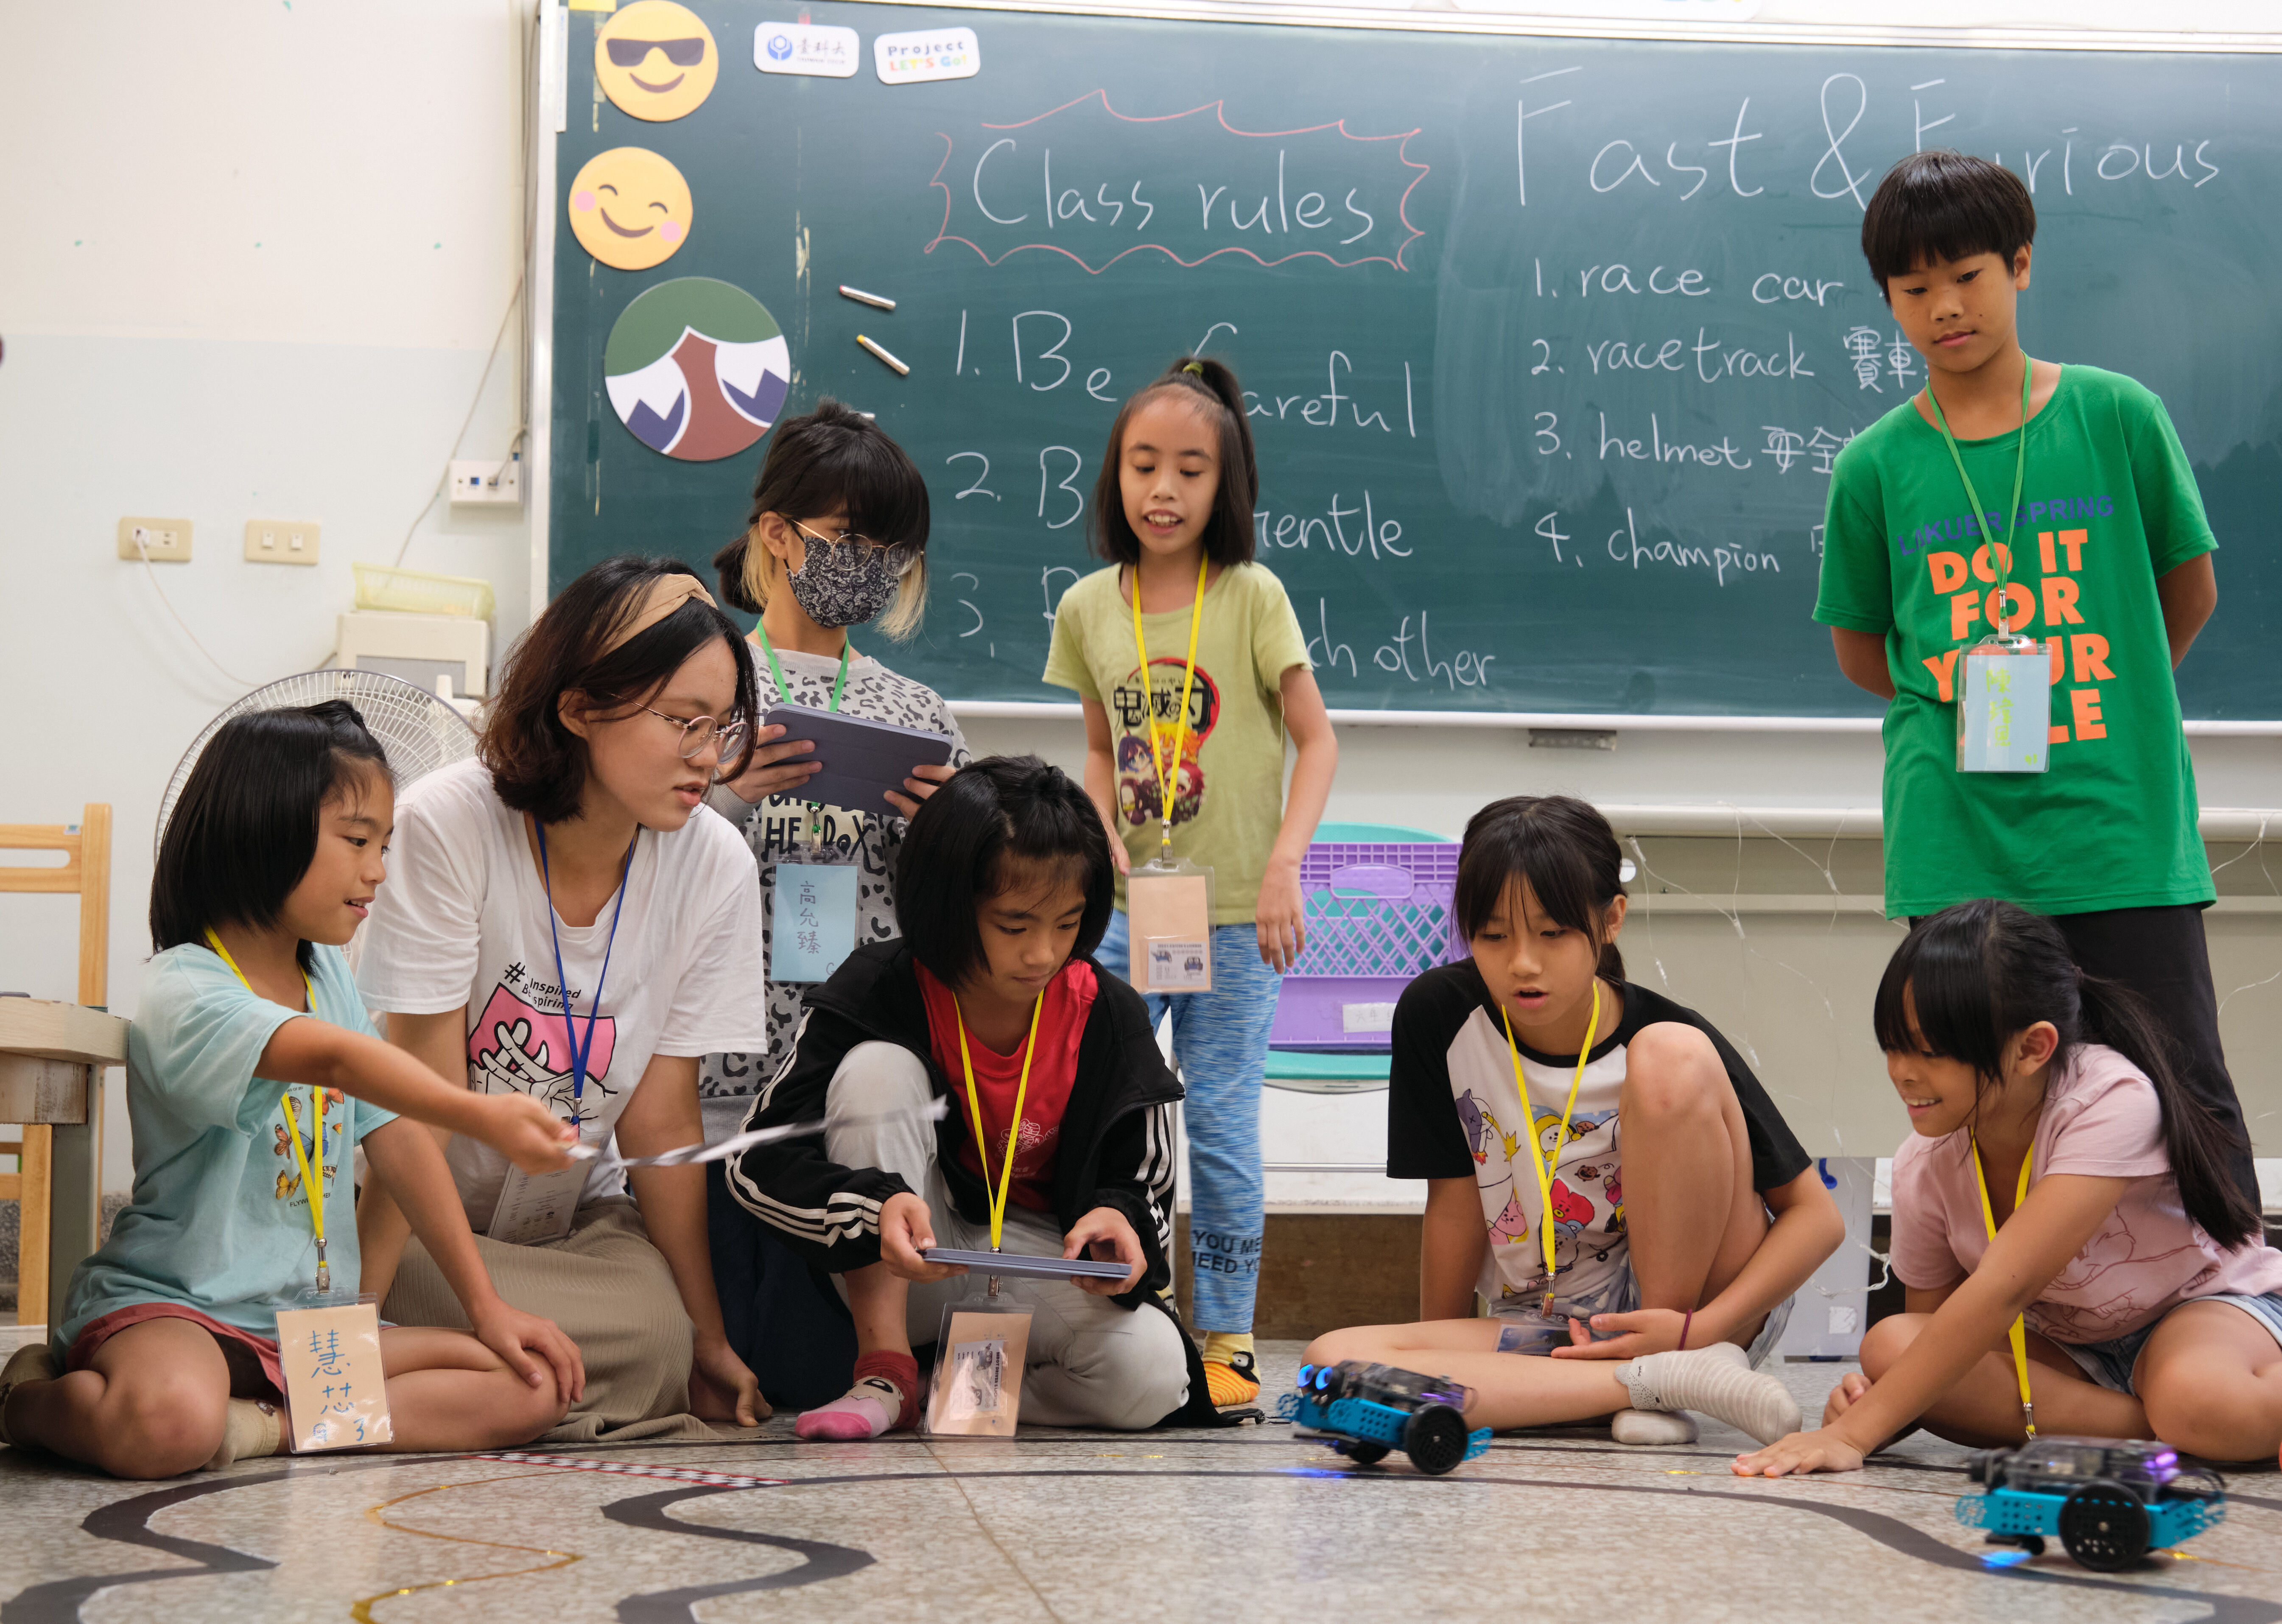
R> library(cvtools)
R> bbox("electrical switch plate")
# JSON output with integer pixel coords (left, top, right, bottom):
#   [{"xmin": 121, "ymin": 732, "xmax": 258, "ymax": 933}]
[
  {"xmin": 448, "ymin": 456, "xmax": 523, "ymax": 506},
  {"xmin": 117, "ymin": 518, "xmax": 193, "ymax": 562},
  {"xmin": 245, "ymin": 520, "xmax": 321, "ymax": 565}
]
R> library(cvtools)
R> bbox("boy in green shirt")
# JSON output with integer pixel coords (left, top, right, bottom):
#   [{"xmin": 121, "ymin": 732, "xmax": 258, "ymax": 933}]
[{"xmin": 1814, "ymin": 150, "xmax": 2256, "ymax": 1207}]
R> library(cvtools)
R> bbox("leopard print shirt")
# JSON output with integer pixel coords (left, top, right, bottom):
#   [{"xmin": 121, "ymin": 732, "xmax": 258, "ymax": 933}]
[{"xmin": 698, "ymin": 646, "xmax": 969, "ymax": 1115}]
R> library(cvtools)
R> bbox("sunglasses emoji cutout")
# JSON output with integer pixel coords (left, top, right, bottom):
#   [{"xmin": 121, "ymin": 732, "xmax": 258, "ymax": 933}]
[{"xmin": 594, "ymin": 0, "xmax": 719, "ymax": 123}]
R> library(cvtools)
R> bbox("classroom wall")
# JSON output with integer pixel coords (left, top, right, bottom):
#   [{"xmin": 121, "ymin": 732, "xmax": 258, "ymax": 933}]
[{"xmin": 1, "ymin": 0, "xmax": 2275, "ymax": 1202}]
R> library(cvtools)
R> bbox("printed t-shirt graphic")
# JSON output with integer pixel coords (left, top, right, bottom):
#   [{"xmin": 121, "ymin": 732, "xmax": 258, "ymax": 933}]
[
  {"xmin": 352, "ymin": 757, "xmax": 768, "ymax": 1227},
  {"xmin": 1113, "ymin": 657, "xmax": 1220, "ymax": 831},
  {"xmin": 470, "ymin": 981, "xmax": 620, "ymax": 1133},
  {"xmin": 1386, "ymin": 964, "xmax": 1809, "ymax": 1347},
  {"xmin": 1042, "ymin": 562, "xmax": 1312, "ymax": 923},
  {"xmin": 916, "ymin": 961, "xmax": 1097, "ymax": 1213},
  {"xmin": 1815, "ymin": 366, "xmax": 2217, "ymax": 917}
]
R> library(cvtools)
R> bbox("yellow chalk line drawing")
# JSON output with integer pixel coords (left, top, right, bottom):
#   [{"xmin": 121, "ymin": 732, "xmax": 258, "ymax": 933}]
[{"xmin": 351, "ymin": 1472, "xmax": 583, "ymax": 1622}]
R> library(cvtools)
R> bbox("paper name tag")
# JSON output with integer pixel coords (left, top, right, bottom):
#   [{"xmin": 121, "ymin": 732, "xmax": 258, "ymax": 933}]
[
  {"xmin": 1129, "ymin": 869, "xmax": 1212, "ymax": 994},
  {"xmin": 926, "ymin": 1304, "xmax": 1030, "ymax": 1436},
  {"xmin": 488, "ymin": 1160, "xmax": 585, "ymax": 1245},
  {"xmin": 772, "ymin": 860, "xmax": 859, "ymax": 984},
  {"xmin": 277, "ymin": 1300, "xmax": 393, "ymax": 1452},
  {"xmin": 1958, "ymin": 645, "xmax": 2053, "ymax": 774}
]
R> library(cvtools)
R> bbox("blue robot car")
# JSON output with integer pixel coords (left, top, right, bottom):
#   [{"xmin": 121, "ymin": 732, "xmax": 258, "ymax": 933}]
[{"xmin": 1278, "ymin": 1360, "xmax": 1492, "ymax": 1475}]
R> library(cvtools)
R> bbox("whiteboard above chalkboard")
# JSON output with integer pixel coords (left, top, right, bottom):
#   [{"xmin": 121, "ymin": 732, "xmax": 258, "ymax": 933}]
[{"xmin": 532, "ymin": 2, "xmax": 2282, "ymax": 721}]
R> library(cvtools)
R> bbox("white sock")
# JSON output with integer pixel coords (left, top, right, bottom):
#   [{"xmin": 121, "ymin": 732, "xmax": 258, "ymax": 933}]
[
  {"xmin": 203, "ymin": 1398, "xmax": 283, "ymax": 1470},
  {"xmin": 1617, "ymin": 1344, "xmax": 1800, "ymax": 1446},
  {"xmin": 1610, "ymin": 1407, "xmax": 1698, "ymax": 1445}
]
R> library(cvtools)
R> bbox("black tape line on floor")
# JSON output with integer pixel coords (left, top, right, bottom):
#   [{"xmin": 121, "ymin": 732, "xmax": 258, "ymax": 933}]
[
  {"xmin": 8, "ymin": 1453, "xmax": 2273, "ymax": 1622},
  {"xmin": 601, "ymin": 1483, "xmax": 872, "ymax": 1621}
]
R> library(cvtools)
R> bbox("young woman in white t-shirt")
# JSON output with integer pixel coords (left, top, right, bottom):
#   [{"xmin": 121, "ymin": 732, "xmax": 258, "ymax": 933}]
[
  {"xmin": 354, "ymin": 558, "xmax": 773, "ymax": 1440},
  {"xmin": 697, "ymin": 399, "xmax": 967, "ymax": 1135}
]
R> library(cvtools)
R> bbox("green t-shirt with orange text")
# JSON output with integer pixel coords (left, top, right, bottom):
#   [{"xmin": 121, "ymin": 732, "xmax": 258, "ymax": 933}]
[{"xmin": 1814, "ymin": 365, "xmax": 2216, "ymax": 919}]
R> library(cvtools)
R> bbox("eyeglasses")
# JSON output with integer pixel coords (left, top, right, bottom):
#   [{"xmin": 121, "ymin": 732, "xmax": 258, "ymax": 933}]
[
  {"xmin": 605, "ymin": 36, "xmax": 708, "ymax": 67},
  {"xmin": 640, "ymin": 706, "xmax": 749, "ymax": 764},
  {"xmin": 790, "ymin": 518, "xmax": 921, "ymax": 575}
]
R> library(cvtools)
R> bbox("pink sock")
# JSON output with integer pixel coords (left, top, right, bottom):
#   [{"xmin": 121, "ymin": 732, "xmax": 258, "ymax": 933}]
[{"xmin": 795, "ymin": 1350, "xmax": 920, "ymax": 1440}]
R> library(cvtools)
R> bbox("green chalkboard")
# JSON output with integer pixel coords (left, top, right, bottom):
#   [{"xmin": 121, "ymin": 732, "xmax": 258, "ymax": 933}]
[{"xmin": 547, "ymin": 5, "xmax": 2282, "ymax": 718}]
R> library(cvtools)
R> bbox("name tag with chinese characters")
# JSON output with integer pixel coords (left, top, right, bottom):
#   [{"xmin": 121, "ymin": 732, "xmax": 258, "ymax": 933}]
[
  {"xmin": 1957, "ymin": 641, "xmax": 2053, "ymax": 774},
  {"xmin": 276, "ymin": 1295, "xmax": 393, "ymax": 1452},
  {"xmin": 770, "ymin": 856, "xmax": 859, "ymax": 983}
]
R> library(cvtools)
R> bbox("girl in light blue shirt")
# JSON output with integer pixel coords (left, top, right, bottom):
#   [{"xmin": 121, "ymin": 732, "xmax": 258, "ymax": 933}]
[{"xmin": 0, "ymin": 702, "xmax": 585, "ymax": 1479}]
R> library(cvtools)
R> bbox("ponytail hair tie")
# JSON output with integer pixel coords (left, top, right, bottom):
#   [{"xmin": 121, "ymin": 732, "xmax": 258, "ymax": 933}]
[{"xmin": 1182, "ymin": 361, "xmax": 1205, "ymax": 376}]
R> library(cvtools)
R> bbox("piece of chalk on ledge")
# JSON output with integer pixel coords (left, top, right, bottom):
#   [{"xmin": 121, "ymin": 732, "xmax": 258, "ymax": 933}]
[
  {"xmin": 856, "ymin": 334, "xmax": 910, "ymax": 376},
  {"xmin": 839, "ymin": 284, "xmax": 896, "ymax": 310}
]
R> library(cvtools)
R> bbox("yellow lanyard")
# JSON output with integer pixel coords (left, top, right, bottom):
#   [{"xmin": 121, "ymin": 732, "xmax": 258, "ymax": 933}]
[
  {"xmin": 1128, "ymin": 554, "xmax": 1208, "ymax": 858},
  {"xmin": 1499, "ymin": 980, "xmax": 1602, "ymax": 1317},
  {"xmin": 1970, "ymin": 1134, "xmax": 2038, "ymax": 1438},
  {"xmin": 205, "ymin": 931, "xmax": 331, "ymax": 1291},
  {"xmin": 953, "ymin": 992, "xmax": 1046, "ymax": 1251}
]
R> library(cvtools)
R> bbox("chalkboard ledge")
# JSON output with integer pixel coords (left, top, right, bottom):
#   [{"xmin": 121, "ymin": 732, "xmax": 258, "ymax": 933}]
[{"xmin": 947, "ymin": 701, "xmax": 2282, "ymax": 737}]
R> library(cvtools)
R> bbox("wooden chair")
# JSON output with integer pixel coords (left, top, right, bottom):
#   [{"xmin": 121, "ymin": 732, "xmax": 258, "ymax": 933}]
[{"xmin": 0, "ymin": 805, "xmax": 110, "ymax": 1327}]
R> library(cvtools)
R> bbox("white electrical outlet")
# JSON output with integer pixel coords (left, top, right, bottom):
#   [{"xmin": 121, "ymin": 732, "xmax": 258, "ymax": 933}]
[
  {"xmin": 448, "ymin": 456, "xmax": 523, "ymax": 506},
  {"xmin": 117, "ymin": 517, "xmax": 193, "ymax": 562},
  {"xmin": 246, "ymin": 519, "xmax": 321, "ymax": 565}
]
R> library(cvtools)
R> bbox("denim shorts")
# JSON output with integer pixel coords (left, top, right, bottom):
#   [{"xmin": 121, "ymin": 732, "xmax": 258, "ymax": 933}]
[
  {"xmin": 1491, "ymin": 1263, "xmax": 1795, "ymax": 1369},
  {"xmin": 2054, "ymin": 1290, "xmax": 2282, "ymax": 1395}
]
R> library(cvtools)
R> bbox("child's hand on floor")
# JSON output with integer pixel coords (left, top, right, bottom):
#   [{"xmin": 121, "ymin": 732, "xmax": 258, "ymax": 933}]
[
  {"xmin": 478, "ymin": 1094, "xmax": 581, "ymax": 1174},
  {"xmin": 690, "ymin": 1336, "xmax": 769, "ymax": 1427},
  {"xmin": 1732, "ymin": 1426, "xmax": 1865, "ymax": 1478},
  {"xmin": 471, "ymin": 1300, "xmax": 586, "ymax": 1406},
  {"xmin": 878, "ymin": 1191, "xmax": 968, "ymax": 1281},
  {"xmin": 1063, "ymin": 1206, "xmax": 1145, "ymax": 1295},
  {"xmin": 1822, "ymin": 1370, "xmax": 1873, "ymax": 1427}
]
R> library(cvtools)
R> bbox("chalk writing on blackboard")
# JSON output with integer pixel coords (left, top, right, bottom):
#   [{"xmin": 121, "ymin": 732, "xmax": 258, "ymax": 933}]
[{"xmin": 926, "ymin": 90, "xmax": 1427, "ymax": 273}]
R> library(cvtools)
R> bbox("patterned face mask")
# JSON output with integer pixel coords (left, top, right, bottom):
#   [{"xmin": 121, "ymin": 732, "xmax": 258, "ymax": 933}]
[{"xmin": 786, "ymin": 533, "xmax": 901, "ymax": 627}]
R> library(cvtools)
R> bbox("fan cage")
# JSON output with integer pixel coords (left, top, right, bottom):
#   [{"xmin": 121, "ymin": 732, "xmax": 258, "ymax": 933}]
[{"xmin": 154, "ymin": 669, "xmax": 480, "ymax": 857}]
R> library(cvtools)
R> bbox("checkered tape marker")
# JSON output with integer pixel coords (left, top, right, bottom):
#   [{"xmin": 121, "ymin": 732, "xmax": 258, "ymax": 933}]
[{"xmin": 477, "ymin": 1450, "xmax": 785, "ymax": 1487}]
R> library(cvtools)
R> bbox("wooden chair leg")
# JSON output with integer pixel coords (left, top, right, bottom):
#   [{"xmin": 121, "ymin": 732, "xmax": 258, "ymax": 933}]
[{"xmin": 18, "ymin": 1124, "xmax": 51, "ymax": 1328}]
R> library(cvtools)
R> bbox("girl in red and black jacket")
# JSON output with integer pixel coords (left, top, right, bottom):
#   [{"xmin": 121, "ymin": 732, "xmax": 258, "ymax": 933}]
[{"xmin": 724, "ymin": 755, "xmax": 1204, "ymax": 1437}]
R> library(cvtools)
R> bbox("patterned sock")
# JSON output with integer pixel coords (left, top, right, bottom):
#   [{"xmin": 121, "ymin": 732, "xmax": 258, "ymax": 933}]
[
  {"xmin": 202, "ymin": 1398, "xmax": 283, "ymax": 1470},
  {"xmin": 795, "ymin": 1350, "xmax": 920, "ymax": 1441},
  {"xmin": 1617, "ymin": 1344, "xmax": 1800, "ymax": 1446},
  {"xmin": 1610, "ymin": 1408, "xmax": 1699, "ymax": 1445},
  {"xmin": 1200, "ymin": 1332, "xmax": 1259, "ymax": 1406}
]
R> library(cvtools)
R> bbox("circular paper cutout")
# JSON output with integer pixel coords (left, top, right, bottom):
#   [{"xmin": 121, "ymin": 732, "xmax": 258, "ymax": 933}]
[
  {"xmin": 604, "ymin": 278, "xmax": 791, "ymax": 462},
  {"xmin": 568, "ymin": 148, "xmax": 693, "ymax": 271},
  {"xmin": 594, "ymin": 1, "xmax": 719, "ymax": 123}
]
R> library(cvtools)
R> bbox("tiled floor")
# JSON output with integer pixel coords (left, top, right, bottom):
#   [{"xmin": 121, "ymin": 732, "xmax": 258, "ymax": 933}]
[{"xmin": 3, "ymin": 1334, "xmax": 2276, "ymax": 1623}]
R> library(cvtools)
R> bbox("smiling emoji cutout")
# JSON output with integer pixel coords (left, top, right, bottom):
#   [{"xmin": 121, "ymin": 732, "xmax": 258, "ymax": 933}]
[
  {"xmin": 594, "ymin": 0, "xmax": 718, "ymax": 123},
  {"xmin": 569, "ymin": 148, "xmax": 693, "ymax": 270}
]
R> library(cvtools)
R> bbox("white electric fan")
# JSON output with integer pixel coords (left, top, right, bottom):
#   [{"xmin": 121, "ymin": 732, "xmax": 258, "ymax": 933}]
[{"xmin": 154, "ymin": 670, "xmax": 480, "ymax": 856}]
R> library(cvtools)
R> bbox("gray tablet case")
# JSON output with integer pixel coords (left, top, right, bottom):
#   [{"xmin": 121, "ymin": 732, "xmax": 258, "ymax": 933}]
[
  {"xmin": 763, "ymin": 704, "xmax": 955, "ymax": 818},
  {"xmin": 920, "ymin": 1247, "xmax": 1132, "ymax": 1282}
]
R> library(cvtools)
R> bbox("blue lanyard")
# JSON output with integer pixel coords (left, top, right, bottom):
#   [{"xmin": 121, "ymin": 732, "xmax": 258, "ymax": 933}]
[{"xmin": 534, "ymin": 822, "xmax": 634, "ymax": 1105}]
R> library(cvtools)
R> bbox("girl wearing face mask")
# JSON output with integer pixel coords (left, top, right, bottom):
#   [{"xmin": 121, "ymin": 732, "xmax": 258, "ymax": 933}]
[{"xmin": 700, "ymin": 401, "xmax": 970, "ymax": 1143}]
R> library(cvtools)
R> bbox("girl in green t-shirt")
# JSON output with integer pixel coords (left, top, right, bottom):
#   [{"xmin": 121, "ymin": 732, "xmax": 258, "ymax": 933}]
[
  {"xmin": 0, "ymin": 702, "xmax": 584, "ymax": 1478},
  {"xmin": 1043, "ymin": 355, "xmax": 1339, "ymax": 1404}
]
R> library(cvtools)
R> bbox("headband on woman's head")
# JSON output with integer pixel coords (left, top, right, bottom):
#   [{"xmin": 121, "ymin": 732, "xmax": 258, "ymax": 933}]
[{"xmin": 603, "ymin": 576, "xmax": 717, "ymax": 656}]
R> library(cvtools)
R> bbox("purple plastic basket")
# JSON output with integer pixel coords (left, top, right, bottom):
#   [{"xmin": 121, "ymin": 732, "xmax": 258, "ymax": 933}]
[{"xmin": 1269, "ymin": 842, "xmax": 1465, "ymax": 1051}]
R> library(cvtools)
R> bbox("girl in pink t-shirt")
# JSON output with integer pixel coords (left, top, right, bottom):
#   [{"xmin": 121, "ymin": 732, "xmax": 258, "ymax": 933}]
[{"xmin": 1735, "ymin": 898, "xmax": 2282, "ymax": 1476}]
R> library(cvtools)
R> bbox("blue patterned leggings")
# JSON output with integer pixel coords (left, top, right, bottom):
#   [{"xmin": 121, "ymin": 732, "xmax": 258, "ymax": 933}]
[{"xmin": 1097, "ymin": 910, "xmax": 1279, "ymax": 1333}]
